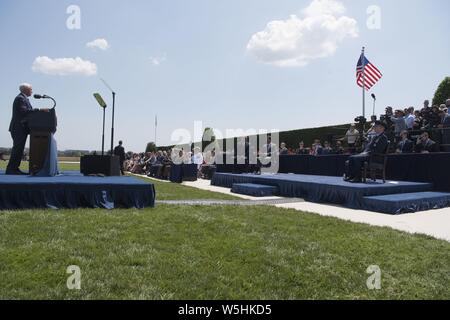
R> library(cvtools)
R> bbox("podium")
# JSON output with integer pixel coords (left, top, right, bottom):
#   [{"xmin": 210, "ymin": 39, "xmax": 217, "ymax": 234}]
[{"xmin": 26, "ymin": 108, "xmax": 57, "ymax": 175}]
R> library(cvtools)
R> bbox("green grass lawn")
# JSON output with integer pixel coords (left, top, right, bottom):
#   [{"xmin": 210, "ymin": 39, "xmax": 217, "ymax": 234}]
[
  {"xmin": 0, "ymin": 161, "xmax": 80, "ymax": 172},
  {"xmin": 1, "ymin": 160, "xmax": 449, "ymax": 299},
  {"xmin": 0, "ymin": 205, "xmax": 449, "ymax": 300},
  {"xmin": 133, "ymin": 175, "xmax": 240, "ymax": 201}
]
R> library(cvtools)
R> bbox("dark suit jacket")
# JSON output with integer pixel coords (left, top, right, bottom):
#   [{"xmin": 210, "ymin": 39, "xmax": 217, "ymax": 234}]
[
  {"xmin": 397, "ymin": 139, "xmax": 414, "ymax": 153},
  {"xmin": 9, "ymin": 93, "xmax": 35, "ymax": 133},
  {"xmin": 416, "ymin": 139, "xmax": 439, "ymax": 153},
  {"xmin": 114, "ymin": 145, "xmax": 126, "ymax": 162},
  {"xmin": 363, "ymin": 133, "xmax": 389, "ymax": 154},
  {"xmin": 415, "ymin": 139, "xmax": 439, "ymax": 153}
]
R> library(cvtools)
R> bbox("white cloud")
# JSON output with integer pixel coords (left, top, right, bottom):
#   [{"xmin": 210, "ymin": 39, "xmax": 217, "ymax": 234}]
[
  {"xmin": 246, "ymin": 0, "xmax": 359, "ymax": 67},
  {"xmin": 32, "ymin": 56, "xmax": 97, "ymax": 76},
  {"xmin": 150, "ymin": 55, "xmax": 167, "ymax": 66},
  {"xmin": 86, "ymin": 38, "xmax": 110, "ymax": 51}
]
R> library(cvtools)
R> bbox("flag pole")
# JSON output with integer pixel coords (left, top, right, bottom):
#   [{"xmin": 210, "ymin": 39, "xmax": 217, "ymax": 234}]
[
  {"xmin": 155, "ymin": 115, "xmax": 157, "ymax": 147},
  {"xmin": 361, "ymin": 46, "xmax": 366, "ymax": 119}
]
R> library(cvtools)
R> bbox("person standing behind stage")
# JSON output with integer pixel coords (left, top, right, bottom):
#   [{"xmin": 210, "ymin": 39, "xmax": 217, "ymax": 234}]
[
  {"xmin": 345, "ymin": 124, "xmax": 359, "ymax": 153},
  {"xmin": 6, "ymin": 83, "xmax": 48, "ymax": 175},
  {"xmin": 114, "ymin": 140, "xmax": 126, "ymax": 175}
]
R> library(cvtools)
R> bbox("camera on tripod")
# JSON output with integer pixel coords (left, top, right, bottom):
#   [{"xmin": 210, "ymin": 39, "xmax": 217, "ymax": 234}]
[{"xmin": 354, "ymin": 116, "xmax": 367, "ymax": 125}]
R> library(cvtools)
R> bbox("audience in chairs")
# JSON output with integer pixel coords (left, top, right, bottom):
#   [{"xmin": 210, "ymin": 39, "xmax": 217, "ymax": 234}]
[
  {"xmin": 119, "ymin": 97, "xmax": 449, "ymax": 184},
  {"xmin": 396, "ymin": 130, "xmax": 414, "ymax": 154},
  {"xmin": 296, "ymin": 141, "xmax": 309, "ymax": 155},
  {"xmin": 415, "ymin": 132, "xmax": 439, "ymax": 153}
]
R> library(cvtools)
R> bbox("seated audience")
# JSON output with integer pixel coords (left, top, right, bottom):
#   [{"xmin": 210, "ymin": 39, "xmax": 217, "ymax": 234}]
[
  {"xmin": 296, "ymin": 141, "xmax": 309, "ymax": 155},
  {"xmin": 279, "ymin": 142, "xmax": 289, "ymax": 155},
  {"xmin": 396, "ymin": 130, "xmax": 414, "ymax": 154},
  {"xmin": 322, "ymin": 141, "xmax": 333, "ymax": 155},
  {"xmin": 415, "ymin": 132, "xmax": 439, "ymax": 153},
  {"xmin": 310, "ymin": 139, "xmax": 323, "ymax": 156},
  {"xmin": 333, "ymin": 141, "xmax": 345, "ymax": 154}
]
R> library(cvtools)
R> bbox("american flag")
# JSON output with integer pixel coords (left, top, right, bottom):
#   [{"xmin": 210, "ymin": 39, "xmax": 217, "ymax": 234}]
[{"xmin": 356, "ymin": 54, "xmax": 382, "ymax": 90}]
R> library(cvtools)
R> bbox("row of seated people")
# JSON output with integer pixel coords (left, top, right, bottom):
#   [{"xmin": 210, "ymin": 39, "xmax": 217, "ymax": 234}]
[
  {"xmin": 124, "ymin": 148, "xmax": 217, "ymax": 180},
  {"xmin": 279, "ymin": 140, "xmax": 347, "ymax": 156},
  {"xmin": 276, "ymin": 129, "xmax": 442, "ymax": 158}
]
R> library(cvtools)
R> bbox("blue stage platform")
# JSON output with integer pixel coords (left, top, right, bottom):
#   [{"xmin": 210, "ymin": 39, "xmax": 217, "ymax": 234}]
[
  {"xmin": 211, "ymin": 173, "xmax": 448, "ymax": 214},
  {"xmin": 0, "ymin": 171, "xmax": 155, "ymax": 210},
  {"xmin": 231, "ymin": 183, "xmax": 279, "ymax": 197},
  {"xmin": 363, "ymin": 192, "xmax": 450, "ymax": 215}
]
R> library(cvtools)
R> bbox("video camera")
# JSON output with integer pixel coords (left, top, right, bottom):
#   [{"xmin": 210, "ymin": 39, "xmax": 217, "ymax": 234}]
[
  {"xmin": 354, "ymin": 116, "xmax": 367, "ymax": 125},
  {"xmin": 379, "ymin": 107, "xmax": 394, "ymax": 132}
]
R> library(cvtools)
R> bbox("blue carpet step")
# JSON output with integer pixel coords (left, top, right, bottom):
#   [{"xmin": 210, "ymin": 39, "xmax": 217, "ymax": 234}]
[
  {"xmin": 363, "ymin": 192, "xmax": 450, "ymax": 215},
  {"xmin": 231, "ymin": 183, "xmax": 279, "ymax": 197}
]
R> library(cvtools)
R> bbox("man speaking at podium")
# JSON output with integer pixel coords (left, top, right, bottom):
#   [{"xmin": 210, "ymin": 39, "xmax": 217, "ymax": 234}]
[{"xmin": 6, "ymin": 83, "xmax": 48, "ymax": 175}]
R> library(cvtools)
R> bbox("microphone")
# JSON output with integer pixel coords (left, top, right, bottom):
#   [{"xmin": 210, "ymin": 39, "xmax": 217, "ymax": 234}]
[
  {"xmin": 34, "ymin": 94, "xmax": 49, "ymax": 99},
  {"xmin": 371, "ymin": 93, "xmax": 376, "ymax": 100},
  {"xmin": 33, "ymin": 94, "xmax": 56, "ymax": 108}
]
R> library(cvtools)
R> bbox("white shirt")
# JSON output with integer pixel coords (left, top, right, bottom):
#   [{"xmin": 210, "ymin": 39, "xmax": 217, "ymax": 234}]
[
  {"xmin": 346, "ymin": 129, "xmax": 359, "ymax": 144},
  {"xmin": 192, "ymin": 152, "xmax": 204, "ymax": 168},
  {"xmin": 405, "ymin": 114, "xmax": 415, "ymax": 129}
]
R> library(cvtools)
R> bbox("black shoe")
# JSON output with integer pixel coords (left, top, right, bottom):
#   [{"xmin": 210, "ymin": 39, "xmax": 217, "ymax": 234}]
[
  {"xmin": 5, "ymin": 169, "xmax": 26, "ymax": 175},
  {"xmin": 350, "ymin": 177, "xmax": 363, "ymax": 183},
  {"xmin": 343, "ymin": 176, "xmax": 353, "ymax": 182}
]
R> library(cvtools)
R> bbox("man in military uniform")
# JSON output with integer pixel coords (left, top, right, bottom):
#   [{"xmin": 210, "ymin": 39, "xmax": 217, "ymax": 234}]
[{"xmin": 344, "ymin": 121, "xmax": 389, "ymax": 183}]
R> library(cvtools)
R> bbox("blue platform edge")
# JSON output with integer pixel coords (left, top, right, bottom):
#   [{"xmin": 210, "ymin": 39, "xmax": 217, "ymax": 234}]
[
  {"xmin": 231, "ymin": 183, "xmax": 278, "ymax": 197},
  {"xmin": 212, "ymin": 173, "xmax": 441, "ymax": 214},
  {"xmin": 363, "ymin": 192, "xmax": 450, "ymax": 215},
  {"xmin": 0, "ymin": 171, "xmax": 155, "ymax": 210}
]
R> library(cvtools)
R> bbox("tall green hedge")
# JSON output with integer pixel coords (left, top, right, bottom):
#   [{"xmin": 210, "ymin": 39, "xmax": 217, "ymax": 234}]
[
  {"xmin": 432, "ymin": 77, "xmax": 450, "ymax": 106},
  {"xmin": 158, "ymin": 123, "xmax": 351, "ymax": 151}
]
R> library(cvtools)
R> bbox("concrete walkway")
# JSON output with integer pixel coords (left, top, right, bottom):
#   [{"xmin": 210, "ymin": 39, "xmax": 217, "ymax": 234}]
[
  {"xmin": 157, "ymin": 198, "xmax": 303, "ymax": 206},
  {"xmin": 183, "ymin": 179, "xmax": 450, "ymax": 242}
]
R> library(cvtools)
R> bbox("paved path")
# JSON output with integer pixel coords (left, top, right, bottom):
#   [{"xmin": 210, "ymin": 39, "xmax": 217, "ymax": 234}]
[{"xmin": 157, "ymin": 199, "xmax": 304, "ymax": 206}]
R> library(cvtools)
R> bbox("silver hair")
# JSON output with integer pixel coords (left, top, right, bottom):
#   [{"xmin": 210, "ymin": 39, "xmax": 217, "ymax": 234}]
[{"xmin": 19, "ymin": 83, "xmax": 32, "ymax": 93}]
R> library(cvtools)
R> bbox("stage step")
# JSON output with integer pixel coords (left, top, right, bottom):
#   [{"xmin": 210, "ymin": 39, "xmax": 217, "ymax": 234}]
[
  {"xmin": 363, "ymin": 192, "xmax": 450, "ymax": 215},
  {"xmin": 231, "ymin": 183, "xmax": 279, "ymax": 197}
]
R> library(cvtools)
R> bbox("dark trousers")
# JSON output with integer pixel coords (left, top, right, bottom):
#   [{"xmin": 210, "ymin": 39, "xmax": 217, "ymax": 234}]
[
  {"xmin": 345, "ymin": 153, "xmax": 369, "ymax": 179},
  {"xmin": 119, "ymin": 160, "xmax": 125, "ymax": 175},
  {"xmin": 6, "ymin": 130, "xmax": 28, "ymax": 172}
]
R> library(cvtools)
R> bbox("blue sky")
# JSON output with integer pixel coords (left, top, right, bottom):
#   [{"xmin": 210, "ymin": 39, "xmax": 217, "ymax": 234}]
[{"xmin": 0, "ymin": 0, "xmax": 449, "ymax": 152}]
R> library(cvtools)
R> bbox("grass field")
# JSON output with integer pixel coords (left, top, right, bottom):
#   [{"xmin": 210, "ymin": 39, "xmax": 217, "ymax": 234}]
[
  {"xmin": 0, "ymin": 205, "xmax": 449, "ymax": 300},
  {"xmin": 1, "ymin": 160, "xmax": 449, "ymax": 300},
  {"xmin": 0, "ymin": 161, "xmax": 80, "ymax": 172}
]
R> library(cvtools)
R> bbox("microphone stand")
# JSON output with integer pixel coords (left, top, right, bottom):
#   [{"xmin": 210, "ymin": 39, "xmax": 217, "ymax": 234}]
[
  {"xmin": 48, "ymin": 96, "xmax": 56, "ymax": 109},
  {"xmin": 102, "ymin": 106, "xmax": 106, "ymax": 156},
  {"xmin": 372, "ymin": 96, "xmax": 376, "ymax": 117},
  {"xmin": 101, "ymin": 78, "xmax": 116, "ymax": 155}
]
